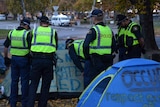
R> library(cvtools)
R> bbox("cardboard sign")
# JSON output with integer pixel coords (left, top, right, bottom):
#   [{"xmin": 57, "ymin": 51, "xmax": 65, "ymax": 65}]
[{"xmin": 1, "ymin": 40, "xmax": 84, "ymax": 96}]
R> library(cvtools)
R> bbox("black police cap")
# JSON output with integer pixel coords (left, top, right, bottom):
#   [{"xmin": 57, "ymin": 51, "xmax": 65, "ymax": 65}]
[
  {"xmin": 40, "ymin": 16, "xmax": 49, "ymax": 23},
  {"xmin": 21, "ymin": 18, "xmax": 30, "ymax": 26},
  {"xmin": 116, "ymin": 14, "xmax": 127, "ymax": 25},
  {"xmin": 65, "ymin": 38, "xmax": 74, "ymax": 49},
  {"xmin": 66, "ymin": 38, "xmax": 74, "ymax": 45},
  {"xmin": 91, "ymin": 9, "xmax": 103, "ymax": 17}
]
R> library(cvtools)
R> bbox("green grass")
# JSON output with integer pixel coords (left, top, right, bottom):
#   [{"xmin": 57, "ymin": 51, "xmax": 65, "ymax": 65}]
[
  {"xmin": 155, "ymin": 26, "xmax": 160, "ymax": 36},
  {"xmin": 0, "ymin": 29, "xmax": 10, "ymax": 39},
  {"xmin": 154, "ymin": 21, "xmax": 160, "ymax": 36}
]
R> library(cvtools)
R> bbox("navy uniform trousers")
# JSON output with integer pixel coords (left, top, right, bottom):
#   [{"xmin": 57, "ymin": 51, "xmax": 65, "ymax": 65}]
[
  {"xmin": 10, "ymin": 56, "xmax": 30, "ymax": 107},
  {"xmin": 84, "ymin": 54, "xmax": 113, "ymax": 88},
  {"xmin": 27, "ymin": 58, "xmax": 53, "ymax": 107}
]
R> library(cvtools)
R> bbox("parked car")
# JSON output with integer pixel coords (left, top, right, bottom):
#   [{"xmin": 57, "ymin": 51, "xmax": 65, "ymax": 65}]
[
  {"xmin": 50, "ymin": 14, "xmax": 71, "ymax": 26},
  {"xmin": 0, "ymin": 14, "xmax": 6, "ymax": 20},
  {"xmin": 7, "ymin": 13, "xmax": 14, "ymax": 20}
]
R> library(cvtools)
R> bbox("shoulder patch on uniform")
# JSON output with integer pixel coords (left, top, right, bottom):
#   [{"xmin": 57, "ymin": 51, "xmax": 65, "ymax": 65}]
[
  {"xmin": 87, "ymin": 30, "xmax": 92, "ymax": 34},
  {"xmin": 132, "ymin": 26, "xmax": 139, "ymax": 31}
]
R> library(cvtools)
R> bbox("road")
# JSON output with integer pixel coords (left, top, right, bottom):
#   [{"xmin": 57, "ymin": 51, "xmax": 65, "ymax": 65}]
[
  {"xmin": 0, "ymin": 21, "xmax": 159, "ymax": 48},
  {"xmin": 0, "ymin": 21, "xmax": 118, "ymax": 39}
]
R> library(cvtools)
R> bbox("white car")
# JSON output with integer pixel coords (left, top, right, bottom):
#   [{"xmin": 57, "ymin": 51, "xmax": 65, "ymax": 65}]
[
  {"xmin": 51, "ymin": 14, "xmax": 71, "ymax": 26},
  {"xmin": 0, "ymin": 14, "xmax": 6, "ymax": 20}
]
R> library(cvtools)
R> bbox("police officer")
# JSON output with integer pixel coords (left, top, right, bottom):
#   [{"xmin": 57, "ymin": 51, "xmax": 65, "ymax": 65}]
[
  {"xmin": 3, "ymin": 18, "xmax": 31, "ymax": 107},
  {"xmin": 116, "ymin": 14, "xmax": 145, "ymax": 60},
  {"xmin": 65, "ymin": 38, "xmax": 85, "ymax": 73},
  {"xmin": 115, "ymin": 14, "xmax": 128, "ymax": 61},
  {"xmin": 27, "ymin": 16, "xmax": 58, "ymax": 107},
  {"xmin": 83, "ymin": 9, "xmax": 117, "ymax": 88}
]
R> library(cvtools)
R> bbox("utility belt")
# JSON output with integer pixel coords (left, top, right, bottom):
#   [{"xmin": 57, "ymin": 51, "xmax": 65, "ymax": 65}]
[
  {"xmin": 127, "ymin": 44, "xmax": 140, "ymax": 49},
  {"xmin": 90, "ymin": 53, "xmax": 115, "ymax": 60},
  {"xmin": 31, "ymin": 52, "xmax": 54, "ymax": 59}
]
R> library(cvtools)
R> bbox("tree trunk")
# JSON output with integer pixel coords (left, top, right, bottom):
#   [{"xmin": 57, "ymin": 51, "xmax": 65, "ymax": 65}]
[
  {"xmin": 139, "ymin": 0, "xmax": 160, "ymax": 61},
  {"xmin": 139, "ymin": 0, "xmax": 159, "ymax": 51}
]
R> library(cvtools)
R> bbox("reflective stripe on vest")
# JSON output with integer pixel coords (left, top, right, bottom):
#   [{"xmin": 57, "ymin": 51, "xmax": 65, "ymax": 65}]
[
  {"xmin": 73, "ymin": 40, "xmax": 85, "ymax": 59},
  {"xmin": 9, "ymin": 29, "xmax": 29, "ymax": 56},
  {"xmin": 124, "ymin": 22, "xmax": 139, "ymax": 47},
  {"xmin": 31, "ymin": 26, "xmax": 56, "ymax": 53},
  {"xmin": 89, "ymin": 25, "xmax": 112, "ymax": 55}
]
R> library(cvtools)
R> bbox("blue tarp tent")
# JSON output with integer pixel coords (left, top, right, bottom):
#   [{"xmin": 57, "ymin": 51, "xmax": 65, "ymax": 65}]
[{"xmin": 77, "ymin": 58, "xmax": 160, "ymax": 107}]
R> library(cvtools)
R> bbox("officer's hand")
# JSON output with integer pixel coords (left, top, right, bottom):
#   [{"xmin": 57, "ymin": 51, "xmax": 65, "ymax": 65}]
[{"xmin": 4, "ymin": 57, "xmax": 11, "ymax": 67}]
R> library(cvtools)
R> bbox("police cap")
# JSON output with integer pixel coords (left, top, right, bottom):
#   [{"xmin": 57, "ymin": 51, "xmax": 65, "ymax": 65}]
[
  {"xmin": 21, "ymin": 18, "xmax": 30, "ymax": 26},
  {"xmin": 91, "ymin": 9, "xmax": 103, "ymax": 17},
  {"xmin": 65, "ymin": 38, "xmax": 74, "ymax": 49},
  {"xmin": 40, "ymin": 16, "xmax": 49, "ymax": 23},
  {"xmin": 116, "ymin": 14, "xmax": 127, "ymax": 25}
]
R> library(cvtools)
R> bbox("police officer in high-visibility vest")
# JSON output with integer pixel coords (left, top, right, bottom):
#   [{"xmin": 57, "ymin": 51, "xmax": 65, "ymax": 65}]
[
  {"xmin": 3, "ymin": 18, "xmax": 31, "ymax": 107},
  {"xmin": 83, "ymin": 9, "xmax": 117, "ymax": 88},
  {"xmin": 116, "ymin": 25, "xmax": 127, "ymax": 61},
  {"xmin": 65, "ymin": 38, "xmax": 85, "ymax": 73},
  {"xmin": 27, "ymin": 16, "xmax": 58, "ymax": 107},
  {"xmin": 116, "ymin": 14, "xmax": 145, "ymax": 60},
  {"xmin": 115, "ymin": 14, "xmax": 128, "ymax": 61}
]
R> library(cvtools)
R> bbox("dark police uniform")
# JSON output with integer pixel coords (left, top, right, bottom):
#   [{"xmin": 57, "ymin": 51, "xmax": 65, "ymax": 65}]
[
  {"xmin": 3, "ymin": 19, "xmax": 31, "ymax": 107},
  {"xmin": 66, "ymin": 39, "xmax": 85, "ymax": 73},
  {"xmin": 83, "ymin": 9, "xmax": 117, "ymax": 88},
  {"xmin": 27, "ymin": 16, "xmax": 58, "ymax": 107},
  {"xmin": 83, "ymin": 22, "xmax": 117, "ymax": 88},
  {"xmin": 116, "ymin": 14, "xmax": 144, "ymax": 61},
  {"xmin": 116, "ymin": 26, "xmax": 127, "ymax": 61},
  {"xmin": 125, "ymin": 21, "xmax": 144, "ymax": 58}
]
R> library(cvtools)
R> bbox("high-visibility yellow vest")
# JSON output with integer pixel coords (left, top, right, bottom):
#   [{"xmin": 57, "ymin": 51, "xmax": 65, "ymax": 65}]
[
  {"xmin": 73, "ymin": 40, "xmax": 85, "ymax": 59},
  {"xmin": 89, "ymin": 25, "xmax": 112, "ymax": 55},
  {"xmin": 124, "ymin": 22, "xmax": 139, "ymax": 47},
  {"xmin": 117, "ymin": 27, "xmax": 126, "ymax": 38},
  {"xmin": 31, "ymin": 26, "xmax": 56, "ymax": 53},
  {"xmin": 8, "ymin": 29, "xmax": 30, "ymax": 56},
  {"xmin": 117, "ymin": 27, "xmax": 126, "ymax": 47}
]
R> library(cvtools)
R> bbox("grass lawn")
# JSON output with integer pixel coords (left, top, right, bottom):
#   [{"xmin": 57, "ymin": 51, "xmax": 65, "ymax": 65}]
[
  {"xmin": 154, "ymin": 21, "xmax": 160, "ymax": 36},
  {"xmin": 155, "ymin": 27, "xmax": 160, "ymax": 36},
  {"xmin": 0, "ymin": 29, "xmax": 9, "ymax": 39}
]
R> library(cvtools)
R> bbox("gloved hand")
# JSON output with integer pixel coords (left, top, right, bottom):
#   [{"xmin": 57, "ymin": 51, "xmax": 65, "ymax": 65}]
[{"xmin": 4, "ymin": 57, "xmax": 11, "ymax": 67}]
